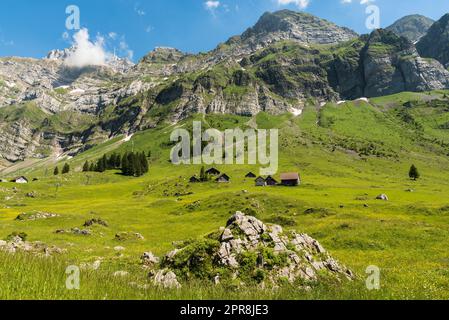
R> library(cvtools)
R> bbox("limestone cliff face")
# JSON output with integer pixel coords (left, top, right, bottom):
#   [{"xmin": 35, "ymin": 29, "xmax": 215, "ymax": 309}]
[
  {"xmin": 1, "ymin": 10, "xmax": 449, "ymax": 164},
  {"xmin": 417, "ymin": 13, "xmax": 449, "ymax": 68},
  {"xmin": 361, "ymin": 30, "xmax": 449, "ymax": 97},
  {"xmin": 328, "ymin": 30, "xmax": 449, "ymax": 99}
]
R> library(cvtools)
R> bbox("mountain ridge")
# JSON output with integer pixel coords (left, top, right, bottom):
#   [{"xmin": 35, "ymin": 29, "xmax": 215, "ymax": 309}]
[{"xmin": 1, "ymin": 10, "xmax": 449, "ymax": 164}]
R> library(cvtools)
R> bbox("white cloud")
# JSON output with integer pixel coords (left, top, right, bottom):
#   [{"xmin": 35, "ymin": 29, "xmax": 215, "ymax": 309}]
[
  {"xmin": 134, "ymin": 3, "xmax": 146, "ymax": 16},
  {"xmin": 277, "ymin": 0, "xmax": 310, "ymax": 9},
  {"xmin": 341, "ymin": 0, "xmax": 376, "ymax": 4},
  {"xmin": 64, "ymin": 28, "xmax": 107, "ymax": 68},
  {"xmin": 205, "ymin": 1, "xmax": 220, "ymax": 10},
  {"xmin": 108, "ymin": 32, "xmax": 117, "ymax": 40},
  {"xmin": 119, "ymin": 39, "xmax": 134, "ymax": 61}
]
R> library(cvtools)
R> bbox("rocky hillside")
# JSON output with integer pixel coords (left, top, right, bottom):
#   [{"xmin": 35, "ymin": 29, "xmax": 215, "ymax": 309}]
[
  {"xmin": 386, "ymin": 14, "xmax": 434, "ymax": 42},
  {"xmin": 1, "ymin": 10, "xmax": 449, "ymax": 164},
  {"xmin": 417, "ymin": 13, "xmax": 449, "ymax": 67}
]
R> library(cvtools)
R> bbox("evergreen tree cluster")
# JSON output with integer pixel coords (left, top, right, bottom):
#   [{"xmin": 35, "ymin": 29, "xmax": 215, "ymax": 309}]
[
  {"xmin": 82, "ymin": 152, "xmax": 149, "ymax": 177},
  {"xmin": 121, "ymin": 152, "xmax": 149, "ymax": 177}
]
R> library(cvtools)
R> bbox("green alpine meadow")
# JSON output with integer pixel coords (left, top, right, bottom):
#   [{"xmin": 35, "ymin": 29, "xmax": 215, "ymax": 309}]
[{"xmin": 2, "ymin": 3, "xmax": 449, "ymax": 302}]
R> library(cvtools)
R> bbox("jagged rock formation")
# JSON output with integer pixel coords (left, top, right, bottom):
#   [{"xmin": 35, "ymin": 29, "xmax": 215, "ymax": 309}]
[
  {"xmin": 386, "ymin": 14, "xmax": 434, "ymax": 43},
  {"xmin": 417, "ymin": 13, "xmax": 449, "ymax": 68},
  {"xmin": 152, "ymin": 212, "xmax": 353, "ymax": 288}
]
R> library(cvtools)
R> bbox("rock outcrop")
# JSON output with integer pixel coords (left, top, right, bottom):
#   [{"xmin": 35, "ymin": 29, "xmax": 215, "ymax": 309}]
[
  {"xmin": 152, "ymin": 212, "xmax": 353, "ymax": 288},
  {"xmin": 0, "ymin": 236, "xmax": 65, "ymax": 256}
]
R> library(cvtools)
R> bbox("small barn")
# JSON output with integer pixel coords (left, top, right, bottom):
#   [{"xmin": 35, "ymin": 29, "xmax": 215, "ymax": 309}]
[
  {"xmin": 11, "ymin": 176, "xmax": 29, "ymax": 184},
  {"xmin": 245, "ymin": 172, "xmax": 257, "ymax": 178},
  {"xmin": 189, "ymin": 176, "xmax": 200, "ymax": 183},
  {"xmin": 216, "ymin": 174, "xmax": 230, "ymax": 183},
  {"xmin": 206, "ymin": 168, "xmax": 221, "ymax": 176},
  {"xmin": 255, "ymin": 177, "xmax": 266, "ymax": 187},
  {"xmin": 265, "ymin": 176, "xmax": 278, "ymax": 186},
  {"xmin": 280, "ymin": 172, "xmax": 300, "ymax": 186}
]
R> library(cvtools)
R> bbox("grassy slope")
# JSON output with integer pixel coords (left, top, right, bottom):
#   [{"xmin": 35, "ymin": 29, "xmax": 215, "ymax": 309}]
[{"xmin": 1, "ymin": 91, "xmax": 449, "ymax": 299}]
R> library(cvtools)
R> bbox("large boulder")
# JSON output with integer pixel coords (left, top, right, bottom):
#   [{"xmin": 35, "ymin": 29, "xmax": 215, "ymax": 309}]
[{"xmin": 153, "ymin": 269, "xmax": 181, "ymax": 289}]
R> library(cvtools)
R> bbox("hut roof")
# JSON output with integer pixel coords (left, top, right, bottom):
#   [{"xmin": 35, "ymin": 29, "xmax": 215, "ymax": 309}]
[{"xmin": 280, "ymin": 172, "xmax": 300, "ymax": 181}]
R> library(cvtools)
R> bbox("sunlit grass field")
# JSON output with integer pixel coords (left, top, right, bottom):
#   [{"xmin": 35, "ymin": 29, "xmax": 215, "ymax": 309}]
[{"xmin": 1, "ymin": 91, "xmax": 449, "ymax": 299}]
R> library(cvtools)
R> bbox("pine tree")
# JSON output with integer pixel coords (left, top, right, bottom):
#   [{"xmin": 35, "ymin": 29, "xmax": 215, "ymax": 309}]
[
  {"xmin": 147, "ymin": 150, "xmax": 152, "ymax": 158},
  {"xmin": 409, "ymin": 165, "xmax": 420, "ymax": 181},
  {"xmin": 121, "ymin": 153, "xmax": 129, "ymax": 176},
  {"xmin": 140, "ymin": 152, "xmax": 149, "ymax": 173},
  {"xmin": 132, "ymin": 153, "xmax": 140, "ymax": 177},
  {"xmin": 83, "ymin": 161, "xmax": 89, "ymax": 172},
  {"xmin": 200, "ymin": 166, "xmax": 206, "ymax": 182},
  {"xmin": 96, "ymin": 156, "xmax": 106, "ymax": 173},
  {"xmin": 54, "ymin": 166, "xmax": 59, "ymax": 175},
  {"xmin": 62, "ymin": 163, "xmax": 70, "ymax": 174},
  {"xmin": 89, "ymin": 163, "xmax": 96, "ymax": 172},
  {"xmin": 134, "ymin": 155, "xmax": 143, "ymax": 177},
  {"xmin": 114, "ymin": 153, "xmax": 121, "ymax": 168}
]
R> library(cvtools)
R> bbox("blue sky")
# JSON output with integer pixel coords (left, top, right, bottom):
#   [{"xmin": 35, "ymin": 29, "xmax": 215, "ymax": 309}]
[{"xmin": 1, "ymin": 0, "xmax": 449, "ymax": 62}]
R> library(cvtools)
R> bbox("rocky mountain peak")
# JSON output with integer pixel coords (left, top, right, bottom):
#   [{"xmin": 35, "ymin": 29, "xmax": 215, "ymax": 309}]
[
  {"xmin": 140, "ymin": 47, "xmax": 185, "ymax": 64},
  {"xmin": 386, "ymin": 14, "xmax": 434, "ymax": 43},
  {"xmin": 240, "ymin": 9, "xmax": 358, "ymax": 46},
  {"xmin": 45, "ymin": 48, "xmax": 75, "ymax": 61}
]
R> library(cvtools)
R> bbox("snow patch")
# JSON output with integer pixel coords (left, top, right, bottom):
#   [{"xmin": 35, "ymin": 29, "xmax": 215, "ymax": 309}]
[
  {"xmin": 356, "ymin": 97, "xmax": 370, "ymax": 103},
  {"xmin": 337, "ymin": 100, "xmax": 346, "ymax": 105},
  {"xmin": 70, "ymin": 88, "xmax": 85, "ymax": 95},
  {"xmin": 290, "ymin": 108, "xmax": 303, "ymax": 117},
  {"xmin": 123, "ymin": 134, "xmax": 134, "ymax": 142}
]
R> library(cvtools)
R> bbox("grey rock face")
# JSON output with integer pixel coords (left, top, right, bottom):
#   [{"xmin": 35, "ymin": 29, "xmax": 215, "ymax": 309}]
[
  {"xmin": 417, "ymin": 13, "xmax": 449, "ymax": 67},
  {"xmin": 386, "ymin": 14, "xmax": 434, "ymax": 43},
  {"xmin": 331, "ymin": 29, "xmax": 449, "ymax": 99}
]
